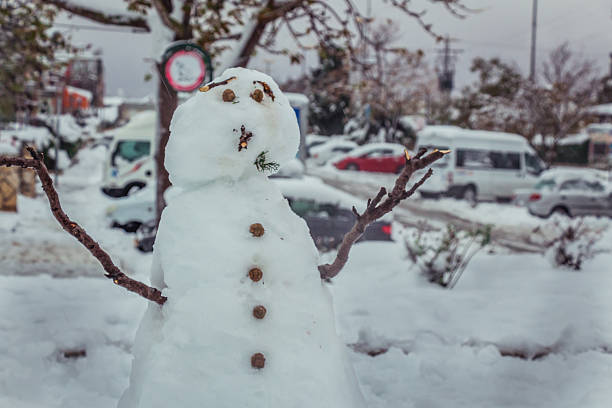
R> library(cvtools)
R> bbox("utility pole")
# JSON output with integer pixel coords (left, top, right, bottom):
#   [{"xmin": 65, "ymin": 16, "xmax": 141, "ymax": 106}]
[
  {"xmin": 529, "ymin": 0, "xmax": 538, "ymax": 81},
  {"xmin": 436, "ymin": 35, "xmax": 462, "ymax": 95},
  {"xmin": 54, "ymin": 86, "xmax": 61, "ymax": 186},
  {"xmin": 434, "ymin": 35, "xmax": 462, "ymax": 124}
]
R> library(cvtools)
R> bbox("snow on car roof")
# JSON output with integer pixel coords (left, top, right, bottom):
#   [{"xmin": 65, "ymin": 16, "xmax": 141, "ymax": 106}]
[
  {"xmin": 587, "ymin": 123, "xmax": 612, "ymax": 134},
  {"xmin": 272, "ymin": 176, "xmax": 366, "ymax": 212},
  {"xmin": 348, "ymin": 143, "xmax": 407, "ymax": 156},
  {"xmin": 588, "ymin": 103, "xmax": 612, "ymax": 116},
  {"xmin": 309, "ymin": 139, "xmax": 358, "ymax": 152},
  {"xmin": 306, "ymin": 134, "xmax": 329, "ymax": 143},
  {"xmin": 114, "ymin": 110, "xmax": 156, "ymax": 141},
  {"xmin": 540, "ymin": 167, "xmax": 609, "ymax": 183},
  {"xmin": 419, "ymin": 126, "xmax": 528, "ymax": 146}
]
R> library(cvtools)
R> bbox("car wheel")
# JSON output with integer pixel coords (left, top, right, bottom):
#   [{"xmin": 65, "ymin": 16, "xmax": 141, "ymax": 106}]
[
  {"xmin": 463, "ymin": 185, "xmax": 477, "ymax": 207},
  {"xmin": 346, "ymin": 163, "xmax": 359, "ymax": 171},
  {"xmin": 550, "ymin": 206, "xmax": 571, "ymax": 218},
  {"xmin": 124, "ymin": 183, "xmax": 145, "ymax": 196},
  {"xmin": 395, "ymin": 164, "xmax": 405, "ymax": 174},
  {"xmin": 420, "ymin": 191, "xmax": 440, "ymax": 200},
  {"xmin": 123, "ymin": 221, "xmax": 142, "ymax": 233}
]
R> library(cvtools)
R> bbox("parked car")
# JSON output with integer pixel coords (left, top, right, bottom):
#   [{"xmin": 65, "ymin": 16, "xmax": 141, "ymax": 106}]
[
  {"xmin": 134, "ymin": 220, "xmax": 157, "ymax": 252},
  {"xmin": 105, "ymin": 187, "xmax": 155, "ymax": 232},
  {"xmin": 305, "ymin": 134, "xmax": 330, "ymax": 157},
  {"xmin": 333, "ymin": 143, "xmax": 408, "ymax": 173},
  {"xmin": 526, "ymin": 174, "xmax": 612, "ymax": 218},
  {"xmin": 277, "ymin": 177, "xmax": 392, "ymax": 250},
  {"xmin": 101, "ymin": 111, "xmax": 155, "ymax": 198},
  {"xmin": 308, "ymin": 140, "xmax": 358, "ymax": 165},
  {"xmin": 133, "ymin": 177, "xmax": 392, "ymax": 252},
  {"xmin": 512, "ymin": 167, "xmax": 609, "ymax": 206},
  {"xmin": 415, "ymin": 126, "xmax": 547, "ymax": 203}
]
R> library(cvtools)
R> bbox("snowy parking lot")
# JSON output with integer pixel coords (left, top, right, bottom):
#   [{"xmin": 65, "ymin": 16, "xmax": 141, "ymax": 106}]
[{"xmin": 2, "ymin": 145, "xmax": 612, "ymax": 407}]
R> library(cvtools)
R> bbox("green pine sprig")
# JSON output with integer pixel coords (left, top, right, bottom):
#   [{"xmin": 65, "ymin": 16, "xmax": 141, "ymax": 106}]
[{"xmin": 254, "ymin": 151, "xmax": 280, "ymax": 172}]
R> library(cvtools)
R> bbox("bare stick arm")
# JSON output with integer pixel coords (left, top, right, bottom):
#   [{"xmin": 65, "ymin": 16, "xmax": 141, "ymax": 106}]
[
  {"xmin": 0, "ymin": 148, "xmax": 166, "ymax": 305},
  {"xmin": 318, "ymin": 149, "xmax": 446, "ymax": 280}
]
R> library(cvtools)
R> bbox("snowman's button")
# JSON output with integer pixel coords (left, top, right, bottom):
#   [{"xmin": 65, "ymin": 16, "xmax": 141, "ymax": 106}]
[
  {"xmin": 222, "ymin": 89, "xmax": 236, "ymax": 102},
  {"xmin": 251, "ymin": 352, "xmax": 265, "ymax": 369},
  {"xmin": 249, "ymin": 223, "xmax": 265, "ymax": 237},
  {"xmin": 248, "ymin": 267, "xmax": 263, "ymax": 282},
  {"xmin": 253, "ymin": 305, "xmax": 267, "ymax": 319}
]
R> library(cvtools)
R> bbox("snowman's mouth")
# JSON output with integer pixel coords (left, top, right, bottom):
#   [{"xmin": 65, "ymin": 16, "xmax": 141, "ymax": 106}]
[{"xmin": 237, "ymin": 125, "xmax": 253, "ymax": 151}]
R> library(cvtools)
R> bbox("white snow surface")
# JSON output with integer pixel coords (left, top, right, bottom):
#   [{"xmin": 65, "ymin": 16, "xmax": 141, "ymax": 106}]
[
  {"xmin": 166, "ymin": 68, "xmax": 300, "ymax": 186},
  {"xmin": 0, "ymin": 144, "xmax": 151, "ymax": 407},
  {"xmin": 121, "ymin": 68, "xmax": 366, "ymax": 408},
  {"xmin": 3, "ymin": 112, "xmax": 612, "ymax": 408},
  {"xmin": 330, "ymin": 239, "xmax": 612, "ymax": 408}
]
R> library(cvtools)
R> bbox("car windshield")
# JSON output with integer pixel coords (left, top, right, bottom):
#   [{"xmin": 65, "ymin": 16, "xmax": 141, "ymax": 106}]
[
  {"xmin": 534, "ymin": 179, "xmax": 556, "ymax": 190},
  {"xmin": 288, "ymin": 198, "xmax": 339, "ymax": 218},
  {"xmin": 363, "ymin": 149, "xmax": 397, "ymax": 158},
  {"xmin": 525, "ymin": 152, "xmax": 545, "ymax": 175},
  {"xmin": 111, "ymin": 141, "xmax": 151, "ymax": 166}
]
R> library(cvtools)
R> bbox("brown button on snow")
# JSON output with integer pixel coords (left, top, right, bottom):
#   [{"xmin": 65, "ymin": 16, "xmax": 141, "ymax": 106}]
[
  {"xmin": 251, "ymin": 352, "xmax": 265, "ymax": 369},
  {"xmin": 250, "ymin": 89, "xmax": 264, "ymax": 103},
  {"xmin": 249, "ymin": 223, "xmax": 264, "ymax": 237},
  {"xmin": 253, "ymin": 305, "xmax": 267, "ymax": 319},
  {"xmin": 222, "ymin": 89, "xmax": 236, "ymax": 102},
  {"xmin": 248, "ymin": 267, "xmax": 263, "ymax": 282}
]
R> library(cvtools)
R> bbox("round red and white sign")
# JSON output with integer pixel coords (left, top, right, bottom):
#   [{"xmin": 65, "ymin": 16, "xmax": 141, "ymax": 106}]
[{"xmin": 164, "ymin": 50, "xmax": 207, "ymax": 92}]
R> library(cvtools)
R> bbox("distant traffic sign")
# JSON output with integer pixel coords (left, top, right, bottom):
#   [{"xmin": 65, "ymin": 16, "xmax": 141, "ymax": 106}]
[{"xmin": 161, "ymin": 42, "xmax": 212, "ymax": 92}]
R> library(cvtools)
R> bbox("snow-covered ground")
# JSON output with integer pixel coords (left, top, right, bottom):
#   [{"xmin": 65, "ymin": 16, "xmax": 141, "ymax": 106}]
[
  {"xmin": 2, "ymin": 144, "xmax": 612, "ymax": 407},
  {"xmin": 0, "ymin": 145, "xmax": 150, "ymax": 407},
  {"xmin": 331, "ymin": 241, "xmax": 612, "ymax": 408}
]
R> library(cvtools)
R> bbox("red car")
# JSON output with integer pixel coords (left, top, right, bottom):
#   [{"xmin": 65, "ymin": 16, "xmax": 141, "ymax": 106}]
[{"xmin": 333, "ymin": 143, "xmax": 408, "ymax": 173}]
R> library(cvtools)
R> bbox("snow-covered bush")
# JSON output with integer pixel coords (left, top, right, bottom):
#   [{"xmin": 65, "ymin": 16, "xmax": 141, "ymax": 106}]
[
  {"xmin": 540, "ymin": 215, "xmax": 609, "ymax": 270},
  {"xmin": 402, "ymin": 223, "xmax": 491, "ymax": 288}
]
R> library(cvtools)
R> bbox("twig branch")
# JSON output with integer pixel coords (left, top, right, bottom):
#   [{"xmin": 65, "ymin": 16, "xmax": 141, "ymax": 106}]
[
  {"xmin": 319, "ymin": 148, "xmax": 447, "ymax": 279},
  {"xmin": 43, "ymin": 0, "xmax": 150, "ymax": 31},
  {"xmin": 0, "ymin": 148, "xmax": 166, "ymax": 306}
]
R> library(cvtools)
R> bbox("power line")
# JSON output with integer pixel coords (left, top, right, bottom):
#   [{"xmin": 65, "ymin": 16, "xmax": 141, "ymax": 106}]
[{"xmin": 53, "ymin": 23, "xmax": 147, "ymax": 33}]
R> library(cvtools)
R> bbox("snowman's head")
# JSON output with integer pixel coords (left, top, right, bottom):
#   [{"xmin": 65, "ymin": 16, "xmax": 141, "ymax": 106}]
[{"xmin": 166, "ymin": 67, "xmax": 300, "ymax": 186}]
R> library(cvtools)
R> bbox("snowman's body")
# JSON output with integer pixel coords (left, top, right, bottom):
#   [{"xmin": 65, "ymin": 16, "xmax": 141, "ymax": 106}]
[{"xmin": 119, "ymin": 68, "xmax": 366, "ymax": 408}]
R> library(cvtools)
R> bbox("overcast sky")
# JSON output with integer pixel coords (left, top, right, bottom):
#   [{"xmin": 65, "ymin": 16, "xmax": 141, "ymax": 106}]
[{"xmin": 56, "ymin": 0, "xmax": 612, "ymax": 98}]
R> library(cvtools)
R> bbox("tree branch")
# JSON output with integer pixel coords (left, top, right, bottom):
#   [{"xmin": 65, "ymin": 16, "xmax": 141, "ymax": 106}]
[
  {"xmin": 318, "ymin": 148, "xmax": 447, "ymax": 280},
  {"xmin": 234, "ymin": 0, "xmax": 305, "ymax": 67},
  {"xmin": 43, "ymin": 0, "xmax": 149, "ymax": 31},
  {"xmin": 0, "ymin": 148, "xmax": 166, "ymax": 305},
  {"xmin": 151, "ymin": 0, "xmax": 182, "ymax": 33}
]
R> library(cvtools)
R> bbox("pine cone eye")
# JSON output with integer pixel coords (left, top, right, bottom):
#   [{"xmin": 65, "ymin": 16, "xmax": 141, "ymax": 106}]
[
  {"xmin": 222, "ymin": 89, "xmax": 236, "ymax": 102},
  {"xmin": 250, "ymin": 89, "xmax": 264, "ymax": 103}
]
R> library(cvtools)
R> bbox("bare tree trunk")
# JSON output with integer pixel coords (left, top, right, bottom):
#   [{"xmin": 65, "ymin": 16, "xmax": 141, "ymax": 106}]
[{"xmin": 155, "ymin": 68, "xmax": 178, "ymax": 225}]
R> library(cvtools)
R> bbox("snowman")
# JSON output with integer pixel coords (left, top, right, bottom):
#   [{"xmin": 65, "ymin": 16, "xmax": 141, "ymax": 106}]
[{"xmin": 118, "ymin": 68, "xmax": 366, "ymax": 408}]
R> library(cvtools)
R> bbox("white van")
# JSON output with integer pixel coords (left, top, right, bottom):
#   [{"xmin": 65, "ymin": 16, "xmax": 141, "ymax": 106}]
[
  {"xmin": 415, "ymin": 126, "xmax": 546, "ymax": 203},
  {"xmin": 101, "ymin": 111, "xmax": 155, "ymax": 197}
]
